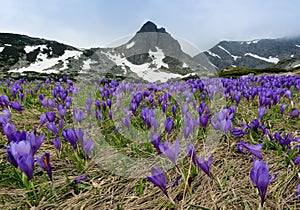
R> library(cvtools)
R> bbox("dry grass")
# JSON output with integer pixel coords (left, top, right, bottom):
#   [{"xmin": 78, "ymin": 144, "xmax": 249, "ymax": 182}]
[{"xmin": 0, "ymin": 81, "xmax": 299, "ymax": 210}]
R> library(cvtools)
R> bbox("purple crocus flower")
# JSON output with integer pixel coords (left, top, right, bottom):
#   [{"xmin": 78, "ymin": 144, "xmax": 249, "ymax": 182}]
[
  {"xmin": 0, "ymin": 95, "xmax": 9, "ymax": 107},
  {"xmin": 296, "ymin": 184, "xmax": 300, "ymax": 198},
  {"xmin": 73, "ymin": 108, "xmax": 85, "ymax": 123},
  {"xmin": 151, "ymin": 133, "xmax": 161, "ymax": 153},
  {"xmin": 3, "ymin": 123, "xmax": 15, "ymax": 139},
  {"xmin": 121, "ymin": 117, "xmax": 131, "ymax": 128},
  {"xmin": 86, "ymin": 97, "xmax": 93, "ymax": 114},
  {"xmin": 4, "ymin": 145, "xmax": 18, "ymax": 167},
  {"xmin": 94, "ymin": 110, "xmax": 103, "ymax": 122},
  {"xmin": 58, "ymin": 119, "xmax": 64, "ymax": 130},
  {"xmin": 273, "ymin": 132, "xmax": 294, "ymax": 146},
  {"xmin": 172, "ymin": 105, "xmax": 176, "ymax": 117},
  {"xmin": 10, "ymin": 140, "xmax": 34, "ymax": 180},
  {"xmin": 58, "ymin": 107, "xmax": 66, "ymax": 119},
  {"xmin": 250, "ymin": 160, "xmax": 276, "ymax": 207},
  {"xmin": 258, "ymin": 107, "xmax": 266, "ymax": 121},
  {"xmin": 231, "ymin": 128, "xmax": 247, "ymax": 138},
  {"xmin": 18, "ymin": 154, "xmax": 34, "ymax": 180},
  {"xmin": 46, "ymin": 112, "xmax": 56, "ymax": 123},
  {"xmin": 102, "ymin": 102, "xmax": 107, "ymax": 111},
  {"xmin": 95, "ymin": 100, "xmax": 101, "ymax": 109},
  {"xmin": 75, "ymin": 128, "xmax": 84, "ymax": 145},
  {"xmin": 37, "ymin": 152, "xmax": 52, "ymax": 181},
  {"xmin": 284, "ymin": 90, "xmax": 292, "ymax": 100},
  {"xmin": 181, "ymin": 104, "xmax": 188, "ymax": 116},
  {"xmin": 186, "ymin": 142, "xmax": 197, "ymax": 163},
  {"xmin": 81, "ymin": 135, "xmax": 94, "ymax": 158},
  {"xmin": 40, "ymin": 114, "xmax": 48, "ymax": 127},
  {"xmin": 27, "ymin": 132, "xmax": 44, "ymax": 155},
  {"xmin": 46, "ymin": 122, "xmax": 59, "ymax": 136},
  {"xmin": 199, "ymin": 113, "xmax": 209, "ymax": 130},
  {"xmin": 280, "ymin": 104, "xmax": 287, "ymax": 115},
  {"xmin": 75, "ymin": 174, "xmax": 88, "ymax": 184},
  {"xmin": 10, "ymin": 101, "xmax": 23, "ymax": 113},
  {"xmin": 147, "ymin": 167, "xmax": 169, "ymax": 197},
  {"xmin": 106, "ymin": 99, "xmax": 112, "ymax": 109},
  {"xmin": 62, "ymin": 128, "xmax": 77, "ymax": 150},
  {"xmin": 141, "ymin": 107, "xmax": 156, "ymax": 130},
  {"xmin": 3, "ymin": 109, "xmax": 11, "ymax": 118},
  {"xmin": 109, "ymin": 110, "xmax": 113, "ymax": 120},
  {"xmin": 47, "ymin": 99, "xmax": 55, "ymax": 110},
  {"xmin": 294, "ymin": 156, "xmax": 300, "ymax": 166},
  {"xmin": 236, "ymin": 141, "xmax": 263, "ymax": 159},
  {"xmin": 159, "ymin": 138, "xmax": 180, "ymax": 165},
  {"xmin": 52, "ymin": 137, "xmax": 61, "ymax": 151},
  {"xmin": 164, "ymin": 118, "xmax": 173, "ymax": 134},
  {"xmin": 290, "ymin": 108, "xmax": 299, "ymax": 118},
  {"xmin": 130, "ymin": 102, "xmax": 137, "ymax": 114},
  {"xmin": 195, "ymin": 155, "xmax": 214, "ymax": 179}
]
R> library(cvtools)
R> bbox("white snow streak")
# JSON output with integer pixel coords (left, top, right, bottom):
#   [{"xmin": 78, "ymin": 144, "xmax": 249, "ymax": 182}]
[
  {"xmin": 296, "ymin": 45, "xmax": 300, "ymax": 48},
  {"xmin": 24, "ymin": 45, "xmax": 47, "ymax": 53},
  {"xmin": 207, "ymin": 50, "xmax": 221, "ymax": 59},
  {"xmin": 0, "ymin": 47, "xmax": 4, "ymax": 53},
  {"xmin": 183, "ymin": 63, "xmax": 189, "ymax": 68},
  {"xmin": 293, "ymin": 63, "xmax": 300, "ymax": 68},
  {"xmin": 246, "ymin": 39, "xmax": 260, "ymax": 44},
  {"xmin": 9, "ymin": 50, "xmax": 82, "ymax": 74},
  {"xmin": 217, "ymin": 45, "xmax": 241, "ymax": 61},
  {"xmin": 126, "ymin": 41, "xmax": 135, "ymax": 49},
  {"xmin": 244, "ymin": 53, "xmax": 279, "ymax": 64}
]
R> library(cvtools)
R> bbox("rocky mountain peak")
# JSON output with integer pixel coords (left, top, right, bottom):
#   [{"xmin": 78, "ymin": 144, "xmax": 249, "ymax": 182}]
[{"xmin": 137, "ymin": 21, "xmax": 167, "ymax": 34}]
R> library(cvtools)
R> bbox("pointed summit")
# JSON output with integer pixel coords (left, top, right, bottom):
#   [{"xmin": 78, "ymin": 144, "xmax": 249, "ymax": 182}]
[{"xmin": 137, "ymin": 21, "xmax": 167, "ymax": 34}]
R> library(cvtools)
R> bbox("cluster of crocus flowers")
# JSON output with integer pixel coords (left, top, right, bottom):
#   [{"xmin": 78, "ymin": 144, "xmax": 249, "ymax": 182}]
[
  {"xmin": 210, "ymin": 107, "xmax": 235, "ymax": 135},
  {"xmin": 4, "ymin": 129, "xmax": 52, "ymax": 181}
]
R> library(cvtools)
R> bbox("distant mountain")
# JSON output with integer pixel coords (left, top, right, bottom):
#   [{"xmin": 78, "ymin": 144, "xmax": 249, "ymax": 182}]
[
  {"xmin": 1, "ymin": 22, "xmax": 300, "ymax": 81},
  {"xmin": 0, "ymin": 33, "xmax": 83, "ymax": 80},
  {"xmin": 0, "ymin": 22, "xmax": 215, "ymax": 82},
  {"xmin": 197, "ymin": 37, "xmax": 300, "ymax": 70}
]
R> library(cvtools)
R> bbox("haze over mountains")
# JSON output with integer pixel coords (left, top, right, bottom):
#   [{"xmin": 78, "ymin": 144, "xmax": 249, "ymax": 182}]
[{"xmin": 1, "ymin": 21, "xmax": 300, "ymax": 81}]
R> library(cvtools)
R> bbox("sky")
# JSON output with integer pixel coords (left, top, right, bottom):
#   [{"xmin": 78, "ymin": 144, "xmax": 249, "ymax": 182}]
[{"xmin": 1, "ymin": 0, "xmax": 300, "ymax": 55}]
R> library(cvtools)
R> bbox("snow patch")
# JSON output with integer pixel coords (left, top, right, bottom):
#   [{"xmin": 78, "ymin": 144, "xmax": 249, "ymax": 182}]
[
  {"xmin": 291, "ymin": 54, "xmax": 294, "ymax": 58},
  {"xmin": 296, "ymin": 45, "xmax": 300, "ymax": 48},
  {"xmin": 148, "ymin": 47, "xmax": 168, "ymax": 69},
  {"xmin": 244, "ymin": 53, "xmax": 279, "ymax": 64},
  {"xmin": 183, "ymin": 63, "xmax": 189, "ymax": 68},
  {"xmin": 104, "ymin": 47, "xmax": 185, "ymax": 82},
  {"xmin": 59, "ymin": 51, "xmax": 82, "ymax": 70},
  {"xmin": 4, "ymin": 44, "xmax": 12, "ymax": 47},
  {"xmin": 9, "ymin": 50, "xmax": 82, "ymax": 74},
  {"xmin": 24, "ymin": 45, "xmax": 47, "ymax": 53},
  {"xmin": 126, "ymin": 41, "xmax": 135, "ymax": 49},
  {"xmin": 81, "ymin": 59, "xmax": 97, "ymax": 71},
  {"xmin": 293, "ymin": 63, "xmax": 300, "ymax": 68},
  {"xmin": 217, "ymin": 45, "xmax": 241, "ymax": 61},
  {"xmin": 246, "ymin": 39, "xmax": 260, "ymax": 44},
  {"xmin": 207, "ymin": 50, "xmax": 221, "ymax": 59},
  {"xmin": 0, "ymin": 47, "xmax": 4, "ymax": 53}
]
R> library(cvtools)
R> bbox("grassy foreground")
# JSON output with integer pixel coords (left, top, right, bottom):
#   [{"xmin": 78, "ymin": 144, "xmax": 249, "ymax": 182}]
[{"xmin": 0, "ymin": 75, "xmax": 299, "ymax": 209}]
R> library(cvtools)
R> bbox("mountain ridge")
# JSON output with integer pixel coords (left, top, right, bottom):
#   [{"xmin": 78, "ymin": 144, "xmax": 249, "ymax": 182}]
[{"xmin": 1, "ymin": 21, "xmax": 300, "ymax": 81}]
